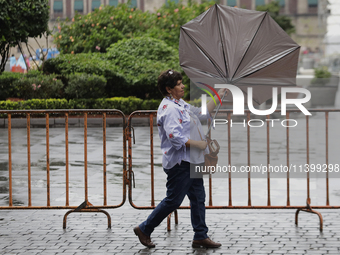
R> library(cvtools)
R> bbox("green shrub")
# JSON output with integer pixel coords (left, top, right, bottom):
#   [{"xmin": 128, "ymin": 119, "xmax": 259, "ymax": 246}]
[
  {"xmin": 0, "ymin": 99, "xmax": 69, "ymax": 110},
  {"xmin": 0, "ymin": 72, "xmax": 24, "ymax": 100},
  {"xmin": 188, "ymin": 98, "xmax": 201, "ymax": 107},
  {"xmin": 67, "ymin": 98, "xmax": 95, "ymax": 109},
  {"xmin": 53, "ymin": 1, "xmax": 217, "ymax": 52},
  {"xmin": 42, "ymin": 57, "xmax": 66, "ymax": 75},
  {"xmin": 311, "ymin": 66, "xmax": 332, "ymax": 86},
  {"xmin": 0, "ymin": 100, "xmax": 20, "ymax": 110},
  {"xmin": 106, "ymin": 37, "xmax": 178, "ymax": 63},
  {"xmin": 0, "ymin": 97, "xmax": 159, "ymax": 114},
  {"xmin": 314, "ymin": 66, "xmax": 332, "ymax": 79},
  {"xmin": 13, "ymin": 74, "xmax": 64, "ymax": 99},
  {"xmin": 141, "ymin": 99, "xmax": 161, "ymax": 110},
  {"xmin": 65, "ymin": 73, "xmax": 107, "ymax": 99},
  {"xmin": 106, "ymin": 37, "xmax": 186, "ymax": 99},
  {"xmin": 92, "ymin": 97, "xmax": 144, "ymax": 113},
  {"xmin": 43, "ymin": 98, "xmax": 70, "ymax": 109},
  {"xmin": 43, "ymin": 38, "xmax": 189, "ymax": 99},
  {"xmin": 0, "ymin": 71, "xmax": 63, "ymax": 100},
  {"xmin": 53, "ymin": 3, "xmax": 151, "ymax": 54},
  {"xmin": 43, "ymin": 53, "xmax": 112, "ymax": 75},
  {"xmin": 43, "ymin": 53, "xmax": 128, "ymax": 97},
  {"xmin": 19, "ymin": 99, "xmax": 68, "ymax": 110},
  {"xmin": 25, "ymin": 70, "xmax": 44, "ymax": 78}
]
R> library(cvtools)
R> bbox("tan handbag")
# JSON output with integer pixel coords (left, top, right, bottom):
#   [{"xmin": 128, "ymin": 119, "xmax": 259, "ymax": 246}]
[{"xmin": 204, "ymin": 137, "xmax": 220, "ymax": 169}]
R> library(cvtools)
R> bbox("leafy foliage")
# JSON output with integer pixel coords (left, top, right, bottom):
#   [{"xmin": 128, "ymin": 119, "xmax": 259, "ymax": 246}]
[
  {"xmin": 311, "ymin": 66, "xmax": 332, "ymax": 86},
  {"xmin": 0, "ymin": 0, "xmax": 50, "ymax": 72},
  {"xmin": 106, "ymin": 37, "xmax": 186, "ymax": 98},
  {"xmin": 53, "ymin": 1, "xmax": 217, "ymax": 52},
  {"xmin": 43, "ymin": 53, "xmax": 117, "ymax": 75},
  {"xmin": 0, "ymin": 71, "xmax": 63, "ymax": 100},
  {"xmin": 314, "ymin": 66, "xmax": 332, "ymax": 79},
  {"xmin": 0, "ymin": 97, "xmax": 161, "ymax": 113},
  {"xmin": 43, "ymin": 53, "xmax": 130, "ymax": 98},
  {"xmin": 1, "ymin": 1, "xmax": 297, "ymax": 104},
  {"xmin": 44, "ymin": 37, "xmax": 187, "ymax": 99},
  {"xmin": 13, "ymin": 74, "xmax": 64, "ymax": 100},
  {"xmin": 53, "ymin": 3, "xmax": 152, "ymax": 54},
  {"xmin": 54, "ymin": 1, "xmax": 295, "ymax": 53},
  {"xmin": 0, "ymin": 72, "xmax": 23, "ymax": 100},
  {"xmin": 50, "ymin": 1, "xmax": 295, "ymax": 101},
  {"xmin": 107, "ymin": 37, "xmax": 177, "ymax": 63},
  {"xmin": 65, "ymin": 73, "xmax": 107, "ymax": 99}
]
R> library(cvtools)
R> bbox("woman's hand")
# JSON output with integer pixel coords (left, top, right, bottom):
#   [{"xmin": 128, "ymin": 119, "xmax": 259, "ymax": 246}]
[{"xmin": 217, "ymin": 88, "xmax": 228, "ymax": 99}]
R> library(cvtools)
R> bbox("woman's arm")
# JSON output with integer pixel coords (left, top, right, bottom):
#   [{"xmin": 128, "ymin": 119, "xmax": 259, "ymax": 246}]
[{"xmin": 185, "ymin": 139, "xmax": 207, "ymax": 150}]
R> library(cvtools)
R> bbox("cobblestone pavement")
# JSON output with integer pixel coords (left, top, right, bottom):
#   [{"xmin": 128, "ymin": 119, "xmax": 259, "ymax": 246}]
[{"xmin": 1, "ymin": 206, "xmax": 340, "ymax": 255}]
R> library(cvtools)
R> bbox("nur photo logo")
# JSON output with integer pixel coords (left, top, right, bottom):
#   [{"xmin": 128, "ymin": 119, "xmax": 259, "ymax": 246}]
[
  {"xmin": 197, "ymin": 83, "xmax": 312, "ymax": 129},
  {"xmin": 199, "ymin": 84, "xmax": 312, "ymax": 116}
]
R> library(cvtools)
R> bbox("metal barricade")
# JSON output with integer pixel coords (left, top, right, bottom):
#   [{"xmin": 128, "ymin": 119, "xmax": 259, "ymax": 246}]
[
  {"xmin": 126, "ymin": 109, "xmax": 340, "ymax": 231},
  {"xmin": 0, "ymin": 110, "xmax": 127, "ymax": 229},
  {"xmin": 1, "ymin": 108, "xmax": 339, "ymax": 231}
]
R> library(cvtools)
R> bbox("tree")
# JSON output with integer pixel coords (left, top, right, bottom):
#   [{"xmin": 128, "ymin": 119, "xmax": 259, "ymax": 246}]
[
  {"xmin": 256, "ymin": 0, "xmax": 295, "ymax": 35},
  {"xmin": 53, "ymin": 1, "xmax": 217, "ymax": 53},
  {"xmin": 0, "ymin": 0, "xmax": 50, "ymax": 73},
  {"xmin": 53, "ymin": 4, "xmax": 151, "ymax": 54}
]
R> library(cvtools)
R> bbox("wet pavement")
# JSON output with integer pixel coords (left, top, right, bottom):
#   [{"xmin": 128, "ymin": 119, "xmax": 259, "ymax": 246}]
[{"xmin": 1, "ymin": 206, "xmax": 340, "ymax": 254}]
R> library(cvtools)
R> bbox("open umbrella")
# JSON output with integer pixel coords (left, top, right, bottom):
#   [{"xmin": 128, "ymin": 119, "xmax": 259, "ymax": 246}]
[{"xmin": 179, "ymin": 4, "xmax": 300, "ymax": 106}]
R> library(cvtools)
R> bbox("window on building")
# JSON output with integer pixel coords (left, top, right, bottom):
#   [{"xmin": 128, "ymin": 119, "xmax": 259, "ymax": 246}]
[
  {"xmin": 255, "ymin": 0, "xmax": 265, "ymax": 6},
  {"xmin": 109, "ymin": 0, "xmax": 118, "ymax": 7},
  {"xmin": 74, "ymin": 0, "xmax": 83, "ymax": 12},
  {"xmin": 53, "ymin": 0, "xmax": 63, "ymax": 13},
  {"xmin": 129, "ymin": 0, "xmax": 137, "ymax": 8},
  {"xmin": 92, "ymin": 0, "xmax": 101, "ymax": 11},
  {"xmin": 308, "ymin": 0, "xmax": 318, "ymax": 7},
  {"xmin": 227, "ymin": 0, "xmax": 237, "ymax": 7},
  {"xmin": 279, "ymin": 0, "xmax": 285, "ymax": 7}
]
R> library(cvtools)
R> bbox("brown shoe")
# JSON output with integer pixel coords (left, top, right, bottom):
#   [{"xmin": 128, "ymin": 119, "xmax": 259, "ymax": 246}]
[
  {"xmin": 192, "ymin": 238, "xmax": 221, "ymax": 248},
  {"xmin": 133, "ymin": 226, "xmax": 155, "ymax": 248}
]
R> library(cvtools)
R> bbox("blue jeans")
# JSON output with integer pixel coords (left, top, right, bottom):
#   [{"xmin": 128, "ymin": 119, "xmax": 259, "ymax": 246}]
[{"xmin": 139, "ymin": 161, "xmax": 208, "ymax": 240}]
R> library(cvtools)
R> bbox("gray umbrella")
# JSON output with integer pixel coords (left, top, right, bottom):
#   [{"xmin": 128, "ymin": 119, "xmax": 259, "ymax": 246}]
[{"xmin": 179, "ymin": 4, "xmax": 300, "ymax": 106}]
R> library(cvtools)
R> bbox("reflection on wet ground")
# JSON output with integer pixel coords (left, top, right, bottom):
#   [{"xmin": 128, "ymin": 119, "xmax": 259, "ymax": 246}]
[{"xmin": 0, "ymin": 127, "xmax": 125, "ymax": 207}]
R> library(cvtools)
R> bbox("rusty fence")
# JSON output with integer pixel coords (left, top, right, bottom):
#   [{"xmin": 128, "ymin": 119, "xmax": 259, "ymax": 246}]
[
  {"xmin": 0, "ymin": 110, "xmax": 127, "ymax": 229},
  {"xmin": 1, "ymin": 109, "xmax": 340, "ymax": 231},
  {"xmin": 127, "ymin": 109, "xmax": 340, "ymax": 231}
]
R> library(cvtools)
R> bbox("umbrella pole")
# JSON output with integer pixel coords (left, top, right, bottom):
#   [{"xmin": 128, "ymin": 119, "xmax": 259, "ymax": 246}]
[{"xmin": 206, "ymin": 89, "xmax": 228, "ymax": 137}]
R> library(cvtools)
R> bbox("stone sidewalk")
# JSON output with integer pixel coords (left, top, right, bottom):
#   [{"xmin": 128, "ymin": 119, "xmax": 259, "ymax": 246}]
[{"xmin": 1, "ymin": 205, "xmax": 340, "ymax": 254}]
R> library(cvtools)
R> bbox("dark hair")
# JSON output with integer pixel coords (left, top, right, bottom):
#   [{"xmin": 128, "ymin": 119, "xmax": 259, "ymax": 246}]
[{"xmin": 157, "ymin": 69, "xmax": 183, "ymax": 97}]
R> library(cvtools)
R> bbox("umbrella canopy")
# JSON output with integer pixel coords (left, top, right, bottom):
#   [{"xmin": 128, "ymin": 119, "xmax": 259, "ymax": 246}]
[{"xmin": 179, "ymin": 4, "xmax": 300, "ymax": 105}]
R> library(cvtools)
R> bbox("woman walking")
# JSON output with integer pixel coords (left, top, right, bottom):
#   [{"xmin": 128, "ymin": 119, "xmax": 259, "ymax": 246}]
[{"xmin": 134, "ymin": 69, "xmax": 227, "ymax": 249}]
